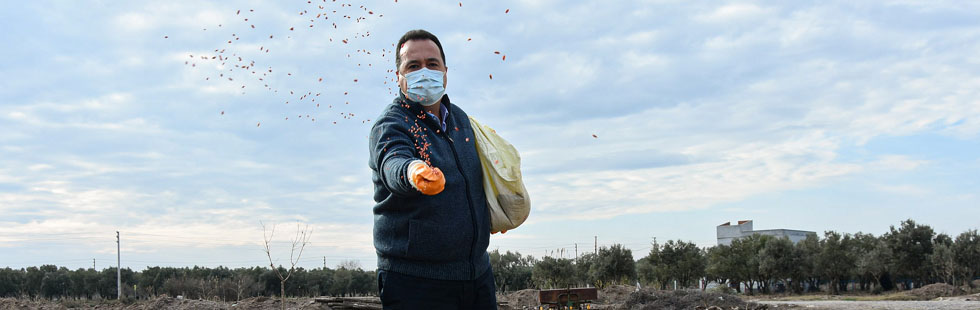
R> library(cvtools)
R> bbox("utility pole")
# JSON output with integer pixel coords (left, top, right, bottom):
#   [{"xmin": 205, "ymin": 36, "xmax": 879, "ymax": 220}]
[
  {"xmin": 323, "ymin": 256, "xmax": 326, "ymax": 269},
  {"xmin": 574, "ymin": 243, "xmax": 578, "ymax": 261},
  {"xmin": 116, "ymin": 231, "xmax": 121, "ymax": 299},
  {"xmin": 93, "ymin": 258, "xmax": 96, "ymax": 270},
  {"xmin": 594, "ymin": 235, "xmax": 597, "ymax": 255}
]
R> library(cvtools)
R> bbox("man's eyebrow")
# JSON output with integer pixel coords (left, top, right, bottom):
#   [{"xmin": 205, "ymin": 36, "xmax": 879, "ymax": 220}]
[{"xmin": 426, "ymin": 57, "xmax": 442, "ymax": 64}]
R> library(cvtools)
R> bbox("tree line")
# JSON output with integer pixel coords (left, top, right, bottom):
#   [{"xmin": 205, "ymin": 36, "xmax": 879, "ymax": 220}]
[
  {"xmin": 2, "ymin": 219, "xmax": 978, "ymax": 300},
  {"xmin": 496, "ymin": 219, "xmax": 980, "ymax": 294},
  {"xmin": 0, "ymin": 262, "xmax": 375, "ymax": 300}
]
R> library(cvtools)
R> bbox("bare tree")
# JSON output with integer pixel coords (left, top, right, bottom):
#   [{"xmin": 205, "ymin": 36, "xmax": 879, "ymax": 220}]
[
  {"xmin": 234, "ymin": 274, "xmax": 258, "ymax": 301},
  {"xmin": 262, "ymin": 221, "xmax": 313, "ymax": 310},
  {"xmin": 196, "ymin": 276, "xmax": 217, "ymax": 301}
]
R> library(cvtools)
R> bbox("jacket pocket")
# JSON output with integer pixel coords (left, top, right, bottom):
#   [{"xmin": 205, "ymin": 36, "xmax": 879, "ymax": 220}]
[{"xmin": 407, "ymin": 219, "xmax": 469, "ymax": 262}]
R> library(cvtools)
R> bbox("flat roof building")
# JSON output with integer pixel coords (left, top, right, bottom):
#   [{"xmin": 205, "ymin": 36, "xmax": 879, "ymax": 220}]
[{"xmin": 716, "ymin": 220, "xmax": 816, "ymax": 246}]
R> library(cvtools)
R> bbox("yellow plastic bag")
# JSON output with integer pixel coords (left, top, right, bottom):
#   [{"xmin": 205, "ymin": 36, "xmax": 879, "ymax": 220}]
[{"xmin": 469, "ymin": 116, "xmax": 530, "ymax": 234}]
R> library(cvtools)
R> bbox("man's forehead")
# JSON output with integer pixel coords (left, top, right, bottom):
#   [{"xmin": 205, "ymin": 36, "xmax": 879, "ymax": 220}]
[{"xmin": 400, "ymin": 39, "xmax": 440, "ymax": 57}]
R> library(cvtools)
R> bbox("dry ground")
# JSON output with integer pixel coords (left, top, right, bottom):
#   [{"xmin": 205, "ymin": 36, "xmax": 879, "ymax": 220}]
[
  {"xmin": 752, "ymin": 283, "xmax": 980, "ymax": 310},
  {"xmin": 498, "ymin": 285, "xmax": 768, "ymax": 310},
  {"xmin": 3, "ymin": 283, "xmax": 977, "ymax": 309},
  {"xmin": 756, "ymin": 299, "xmax": 980, "ymax": 310},
  {"xmin": 0, "ymin": 296, "xmax": 331, "ymax": 310}
]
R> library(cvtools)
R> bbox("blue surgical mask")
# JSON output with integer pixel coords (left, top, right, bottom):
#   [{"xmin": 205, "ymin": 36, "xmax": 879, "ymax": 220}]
[{"xmin": 401, "ymin": 68, "xmax": 445, "ymax": 107}]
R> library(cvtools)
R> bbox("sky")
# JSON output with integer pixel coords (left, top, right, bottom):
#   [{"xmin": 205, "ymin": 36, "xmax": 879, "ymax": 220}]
[{"xmin": 1, "ymin": 1, "xmax": 979, "ymax": 271}]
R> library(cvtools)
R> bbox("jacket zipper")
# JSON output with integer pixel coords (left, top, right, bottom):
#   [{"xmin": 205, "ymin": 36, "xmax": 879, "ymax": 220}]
[{"xmin": 443, "ymin": 120, "xmax": 478, "ymax": 280}]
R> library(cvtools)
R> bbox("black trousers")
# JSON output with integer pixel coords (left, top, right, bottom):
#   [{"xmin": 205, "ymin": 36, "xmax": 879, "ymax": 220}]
[{"xmin": 377, "ymin": 268, "xmax": 497, "ymax": 310}]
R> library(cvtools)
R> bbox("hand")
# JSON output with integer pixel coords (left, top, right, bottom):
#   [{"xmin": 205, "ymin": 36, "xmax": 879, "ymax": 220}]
[
  {"xmin": 492, "ymin": 230, "xmax": 508, "ymax": 234},
  {"xmin": 408, "ymin": 160, "xmax": 445, "ymax": 195}
]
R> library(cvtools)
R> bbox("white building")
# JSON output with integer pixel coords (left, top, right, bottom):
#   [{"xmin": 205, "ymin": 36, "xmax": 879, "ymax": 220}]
[{"xmin": 716, "ymin": 220, "xmax": 816, "ymax": 246}]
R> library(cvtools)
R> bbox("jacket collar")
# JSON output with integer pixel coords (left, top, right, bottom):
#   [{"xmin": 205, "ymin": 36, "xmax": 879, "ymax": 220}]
[{"xmin": 396, "ymin": 93, "xmax": 453, "ymax": 130}]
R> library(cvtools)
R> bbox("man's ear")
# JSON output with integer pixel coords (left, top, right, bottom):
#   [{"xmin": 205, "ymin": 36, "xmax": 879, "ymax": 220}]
[
  {"xmin": 442, "ymin": 68, "xmax": 448, "ymax": 88},
  {"xmin": 396, "ymin": 71, "xmax": 407, "ymax": 96}
]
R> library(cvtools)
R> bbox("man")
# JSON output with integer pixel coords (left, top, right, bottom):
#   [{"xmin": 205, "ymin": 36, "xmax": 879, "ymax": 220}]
[{"xmin": 368, "ymin": 29, "xmax": 496, "ymax": 309}]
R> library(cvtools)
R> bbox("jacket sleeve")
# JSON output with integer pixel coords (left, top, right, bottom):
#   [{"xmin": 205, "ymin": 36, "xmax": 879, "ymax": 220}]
[{"xmin": 369, "ymin": 112, "xmax": 421, "ymax": 197}]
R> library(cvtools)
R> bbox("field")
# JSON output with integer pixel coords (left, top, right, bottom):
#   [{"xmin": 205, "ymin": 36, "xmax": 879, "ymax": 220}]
[
  {"xmin": 751, "ymin": 283, "xmax": 980, "ymax": 310},
  {"xmin": 0, "ymin": 296, "xmax": 325, "ymax": 310},
  {"xmin": 2, "ymin": 283, "xmax": 978, "ymax": 310}
]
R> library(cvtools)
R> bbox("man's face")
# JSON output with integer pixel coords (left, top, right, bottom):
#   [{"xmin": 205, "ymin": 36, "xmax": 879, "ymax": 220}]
[{"xmin": 397, "ymin": 39, "xmax": 448, "ymax": 98}]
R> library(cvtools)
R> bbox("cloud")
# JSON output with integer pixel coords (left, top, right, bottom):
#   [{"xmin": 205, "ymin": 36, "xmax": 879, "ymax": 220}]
[
  {"xmin": 526, "ymin": 129, "xmax": 861, "ymax": 221},
  {"xmin": 619, "ymin": 50, "xmax": 669, "ymax": 71},
  {"xmin": 518, "ymin": 51, "xmax": 598, "ymax": 96},
  {"xmin": 868, "ymin": 155, "xmax": 928, "ymax": 171},
  {"xmin": 111, "ymin": 4, "xmax": 231, "ymax": 35},
  {"xmin": 696, "ymin": 4, "xmax": 773, "ymax": 23},
  {"xmin": 113, "ymin": 12, "xmax": 155, "ymax": 33},
  {"xmin": 0, "ymin": 92, "xmax": 162, "ymax": 134},
  {"xmin": 488, "ymin": 1, "xmax": 979, "ymax": 225},
  {"xmin": 27, "ymin": 164, "xmax": 54, "ymax": 171},
  {"xmin": 873, "ymin": 184, "xmax": 931, "ymax": 195},
  {"xmin": 2, "ymin": 0, "xmax": 980, "ymax": 269}
]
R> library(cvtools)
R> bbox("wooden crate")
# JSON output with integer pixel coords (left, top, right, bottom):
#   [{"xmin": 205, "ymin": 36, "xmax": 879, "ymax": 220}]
[{"xmin": 538, "ymin": 287, "xmax": 598, "ymax": 308}]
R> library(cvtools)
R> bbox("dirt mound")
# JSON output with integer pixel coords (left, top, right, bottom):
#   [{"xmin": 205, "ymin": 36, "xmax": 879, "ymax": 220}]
[
  {"xmin": 600, "ymin": 285, "xmax": 636, "ymax": 304},
  {"xmin": 501, "ymin": 289, "xmax": 542, "ymax": 309},
  {"xmin": 0, "ymin": 297, "xmax": 68, "ymax": 310},
  {"xmin": 129, "ymin": 297, "xmax": 183, "ymax": 309},
  {"xmin": 906, "ymin": 283, "xmax": 967, "ymax": 300},
  {"xmin": 619, "ymin": 289, "xmax": 767, "ymax": 310},
  {"xmin": 502, "ymin": 287, "xmax": 763, "ymax": 310},
  {"xmin": 233, "ymin": 296, "xmax": 329, "ymax": 310}
]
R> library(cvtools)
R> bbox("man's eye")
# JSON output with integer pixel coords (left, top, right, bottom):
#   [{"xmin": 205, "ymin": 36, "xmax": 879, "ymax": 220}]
[{"xmin": 408, "ymin": 64, "xmax": 419, "ymax": 69}]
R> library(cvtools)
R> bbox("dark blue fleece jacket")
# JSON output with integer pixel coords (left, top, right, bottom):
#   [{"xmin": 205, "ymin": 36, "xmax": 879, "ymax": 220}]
[{"xmin": 368, "ymin": 94, "xmax": 491, "ymax": 281}]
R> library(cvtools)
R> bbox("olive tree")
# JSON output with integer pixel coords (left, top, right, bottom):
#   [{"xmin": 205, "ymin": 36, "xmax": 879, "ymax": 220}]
[{"xmin": 953, "ymin": 230, "xmax": 980, "ymax": 288}]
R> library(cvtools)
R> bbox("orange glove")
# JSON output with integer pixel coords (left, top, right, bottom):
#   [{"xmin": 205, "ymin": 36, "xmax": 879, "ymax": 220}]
[
  {"xmin": 491, "ymin": 230, "xmax": 508, "ymax": 235},
  {"xmin": 408, "ymin": 160, "xmax": 445, "ymax": 195}
]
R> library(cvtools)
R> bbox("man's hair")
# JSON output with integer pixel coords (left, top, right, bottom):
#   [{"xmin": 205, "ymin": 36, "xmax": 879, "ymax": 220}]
[{"xmin": 395, "ymin": 29, "xmax": 446, "ymax": 70}]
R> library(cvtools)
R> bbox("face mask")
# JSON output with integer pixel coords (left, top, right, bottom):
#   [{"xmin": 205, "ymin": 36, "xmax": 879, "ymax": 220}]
[{"xmin": 401, "ymin": 68, "xmax": 445, "ymax": 107}]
